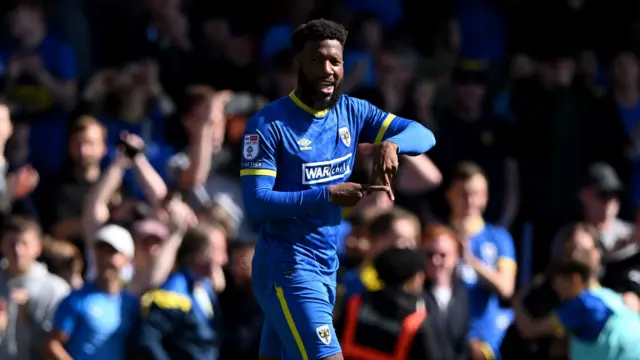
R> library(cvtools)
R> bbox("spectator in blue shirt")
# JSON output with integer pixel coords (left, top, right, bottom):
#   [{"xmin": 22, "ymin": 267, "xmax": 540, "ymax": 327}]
[{"xmin": 46, "ymin": 224, "xmax": 139, "ymax": 360}]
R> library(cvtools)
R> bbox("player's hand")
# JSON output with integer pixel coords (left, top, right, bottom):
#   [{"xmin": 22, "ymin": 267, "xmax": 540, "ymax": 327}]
[
  {"xmin": 370, "ymin": 141, "xmax": 399, "ymax": 201},
  {"xmin": 328, "ymin": 182, "xmax": 389, "ymax": 207}
]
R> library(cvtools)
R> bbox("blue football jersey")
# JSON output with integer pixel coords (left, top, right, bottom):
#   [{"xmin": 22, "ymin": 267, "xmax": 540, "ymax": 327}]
[{"xmin": 241, "ymin": 92, "xmax": 433, "ymax": 285}]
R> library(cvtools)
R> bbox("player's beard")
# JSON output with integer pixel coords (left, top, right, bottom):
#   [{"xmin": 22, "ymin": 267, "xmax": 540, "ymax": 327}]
[{"xmin": 297, "ymin": 69, "xmax": 341, "ymax": 110}]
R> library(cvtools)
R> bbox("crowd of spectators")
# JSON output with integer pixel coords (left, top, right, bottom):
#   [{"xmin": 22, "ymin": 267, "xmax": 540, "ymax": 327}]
[{"xmin": 0, "ymin": 0, "xmax": 639, "ymax": 359}]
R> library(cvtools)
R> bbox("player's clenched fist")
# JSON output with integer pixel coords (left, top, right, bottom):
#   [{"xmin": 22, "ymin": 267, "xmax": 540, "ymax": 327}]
[
  {"xmin": 328, "ymin": 182, "xmax": 390, "ymax": 207},
  {"xmin": 371, "ymin": 141, "xmax": 399, "ymax": 201}
]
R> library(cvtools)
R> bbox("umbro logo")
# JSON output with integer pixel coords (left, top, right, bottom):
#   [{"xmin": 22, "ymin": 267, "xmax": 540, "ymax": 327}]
[{"xmin": 298, "ymin": 139, "xmax": 312, "ymax": 151}]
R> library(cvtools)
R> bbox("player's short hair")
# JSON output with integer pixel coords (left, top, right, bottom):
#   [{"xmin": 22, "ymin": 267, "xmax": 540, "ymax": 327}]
[
  {"xmin": 1, "ymin": 216, "xmax": 41, "ymax": 240},
  {"xmin": 68, "ymin": 115, "xmax": 107, "ymax": 140},
  {"xmin": 449, "ymin": 161, "xmax": 487, "ymax": 186},
  {"xmin": 369, "ymin": 208, "xmax": 420, "ymax": 242},
  {"xmin": 550, "ymin": 247, "xmax": 594, "ymax": 283},
  {"xmin": 291, "ymin": 19, "xmax": 348, "ymax": 53}
]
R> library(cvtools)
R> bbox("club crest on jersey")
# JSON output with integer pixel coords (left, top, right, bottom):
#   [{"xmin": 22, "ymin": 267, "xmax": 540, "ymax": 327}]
[
  {"xmin": 302, "ymin": 153, "xmax": 352, "ymax": 185},
  {"xmin": 316, "ymin": 325, "xmax": 332, "ymax": 345},
  {"xmin": 243, "ymin": 134, "xmax": 260, "ymax": 160},
  {"xmin": 338, "ymin": 127, "xmax": 351, "ymax": 147}
]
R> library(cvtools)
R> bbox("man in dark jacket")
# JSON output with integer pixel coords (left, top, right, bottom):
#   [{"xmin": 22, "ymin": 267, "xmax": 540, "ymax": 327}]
[{"xmin": 336, "ymin": 247, "xmax": 440, "ymax": 360}]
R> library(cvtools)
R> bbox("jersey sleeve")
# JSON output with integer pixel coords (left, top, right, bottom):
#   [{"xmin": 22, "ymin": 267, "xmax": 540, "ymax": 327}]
[
  {"xmin": 240, "ymin": 113, "xmax": 330, "ymax": 224},
  {"xmin": 351, "ymin": 97, "xmax": 435, "ymax": 156},
  {"xmin": 240, "ymin": 114, "xmax": 278, "ymax": 176},
  {"xmin": 494, "ymin": 227, "xmax": 517, "ymax": 270}
]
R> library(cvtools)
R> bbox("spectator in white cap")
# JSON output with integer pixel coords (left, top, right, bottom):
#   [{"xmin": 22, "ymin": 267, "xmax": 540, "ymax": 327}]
[{"xmin": 46, "ymin": 224, "xmax": 140, "ymax": 360}]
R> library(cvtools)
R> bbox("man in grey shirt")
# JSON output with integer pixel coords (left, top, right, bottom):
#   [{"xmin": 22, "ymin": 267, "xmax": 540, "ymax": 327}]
[
  {"xmin": 553, "ymin": 163, "xmax": 635, "ymax": 262},
  {"xmin": 0, "ymin": 216, "xmax": 70, "ymax": 360}
]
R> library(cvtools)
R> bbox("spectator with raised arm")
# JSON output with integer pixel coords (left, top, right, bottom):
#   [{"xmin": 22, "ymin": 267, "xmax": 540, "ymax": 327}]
[
  {"xmin": 81, "ymin": 131, "xmax": 194, "ymax": 295},
  {"xmin": 168, "ymin": 87, "xmax": 249, "ymax": 236}
]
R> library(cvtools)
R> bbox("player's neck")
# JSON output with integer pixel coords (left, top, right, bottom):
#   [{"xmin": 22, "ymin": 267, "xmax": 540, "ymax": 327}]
[{"xmin": 292, "ymin": 89, "xmax": 321, "ymax": 111}]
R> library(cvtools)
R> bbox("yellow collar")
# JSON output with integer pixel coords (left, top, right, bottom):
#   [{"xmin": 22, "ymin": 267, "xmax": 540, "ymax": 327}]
[{"xmin": 289, "ymin": 91, "xmax": 329, "ymax": 117}]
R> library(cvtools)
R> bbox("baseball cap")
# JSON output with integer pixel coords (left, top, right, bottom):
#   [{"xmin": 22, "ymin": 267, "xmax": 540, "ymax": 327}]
[
  {"xmin": 374, "ymin": 248, "xmax": 426, "ymax": 287},
  {"xmin": 94, "ymin": 224, "xmax": 135, "ymax": 259},
  {"xmin": 583, "ymin": 163, "xmax": 622, "ymax": 194},
  {"xmin": 132, "ymin": 219, "xmax": 169, "ymax": 240}
]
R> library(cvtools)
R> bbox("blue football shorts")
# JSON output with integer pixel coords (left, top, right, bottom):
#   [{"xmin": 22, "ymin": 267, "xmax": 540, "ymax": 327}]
[{"xmin": 253, "ymin": 274, "xmax": 342, "ymax": 360}]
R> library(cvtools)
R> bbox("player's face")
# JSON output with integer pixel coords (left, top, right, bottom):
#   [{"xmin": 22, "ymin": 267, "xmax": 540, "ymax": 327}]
[
  {"xmin": 447, "ymin": 174, "xmax": 488, "ymax": 218},
  {"xmin": 297, "ymin": 39, "xmax": 344, "ymax": 109}
]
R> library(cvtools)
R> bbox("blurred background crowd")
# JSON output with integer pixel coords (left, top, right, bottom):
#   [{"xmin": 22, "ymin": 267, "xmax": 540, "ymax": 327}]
[{"xmin": 0, "ymin": 0, "xmax": 639, "ymax": 359}]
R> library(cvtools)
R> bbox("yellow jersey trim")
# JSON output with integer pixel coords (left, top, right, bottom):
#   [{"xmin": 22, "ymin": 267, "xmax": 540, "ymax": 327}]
[
  {"xmin": 240, "ymin": 169, "xmax": 277, "ymax": 177},
  {"xmin": 275, "ymin": 286, "xmax": 309, "ymax": 360},
  {"xmin": 373, "ymin": 114, "xmax": 396, "ymax": 144},
  {"xmin": 141, "ymin": 290, "xmax": 192, "ymax": 317},
  {"xmin": 289, "ymin": 91, "xmax": 329, "ymax": 117}
]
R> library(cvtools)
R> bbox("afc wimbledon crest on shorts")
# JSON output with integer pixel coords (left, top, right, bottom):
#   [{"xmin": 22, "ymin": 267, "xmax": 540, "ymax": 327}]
[
  {"xmin": 316, "ymin": 324, "xmax": 332, "ymax": 345},
  {"xmin": 243, "ymin": 134, "xmax": 260, "ymax": 160}
]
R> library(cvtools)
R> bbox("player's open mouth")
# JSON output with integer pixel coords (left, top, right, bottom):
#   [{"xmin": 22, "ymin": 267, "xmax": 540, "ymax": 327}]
[{"xmin": 318, "ymin": 83, "xmax": 334, "ymax": 95}]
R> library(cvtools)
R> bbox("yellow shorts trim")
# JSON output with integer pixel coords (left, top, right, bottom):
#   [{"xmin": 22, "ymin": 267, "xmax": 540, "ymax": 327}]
[
  {"xmin": 240, "ymin": 169, "xmax": 277, "ymax": 177},
  {"xmin": 275, "ymin": 286, "xmax": 309, "ymax": 360},
  {"xmin": 373, "ymin": 114, "xmax": 396, "ymax": 143}
]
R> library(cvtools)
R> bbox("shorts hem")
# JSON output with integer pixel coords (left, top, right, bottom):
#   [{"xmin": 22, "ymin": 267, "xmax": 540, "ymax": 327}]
[{"xmin": 316, "ymin": 348, "xmax": 342, "ymax": 360}]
